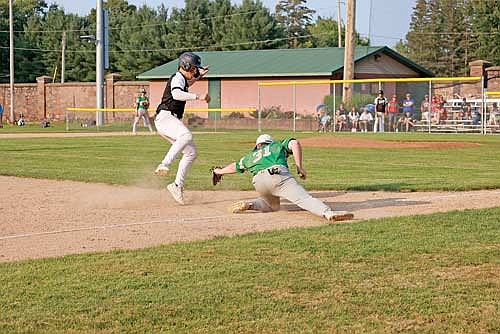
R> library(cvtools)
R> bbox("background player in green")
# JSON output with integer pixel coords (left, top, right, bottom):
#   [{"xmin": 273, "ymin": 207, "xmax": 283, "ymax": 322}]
[
  {"xmin": 213, "ymin": 134, "xmax": 354, "ymax": 221},
  {"xmin": 132, "ymin": 88, "xmax": 153, "ymax": 134}
]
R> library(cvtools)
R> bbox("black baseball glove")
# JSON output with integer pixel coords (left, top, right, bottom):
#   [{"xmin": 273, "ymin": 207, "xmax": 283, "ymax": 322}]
[{"xmin": 210, "ymin": 166, "xmax": 223, "ymax": 186}]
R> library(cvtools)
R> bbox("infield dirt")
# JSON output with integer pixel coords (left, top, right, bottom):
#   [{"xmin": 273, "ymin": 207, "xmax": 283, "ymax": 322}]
[{"xmin": 1, "ymin": 175, "xmax": 500, "ymax": 262}]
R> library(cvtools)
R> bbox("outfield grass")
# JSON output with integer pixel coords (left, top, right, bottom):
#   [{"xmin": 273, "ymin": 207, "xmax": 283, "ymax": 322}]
[
  {"xmin": 1, "ymin": 130, "xmax": 500, "ymax": 191},
  {"xmin": 2, "ymin": 129, "xmax": 500, "ymax": 333},
  {"xmin": 0, "ymin": 208, "xmax": 499, "ymax": 333}
]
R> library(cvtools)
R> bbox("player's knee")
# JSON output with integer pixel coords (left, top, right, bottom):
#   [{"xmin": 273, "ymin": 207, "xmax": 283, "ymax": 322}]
[
  {"xmin": 179, "ymin": 132, "xmax": 193, "ymax": 143},
  {"xmin": 183, "ymin": 144, "xmax": 198, "ymax": 161}
]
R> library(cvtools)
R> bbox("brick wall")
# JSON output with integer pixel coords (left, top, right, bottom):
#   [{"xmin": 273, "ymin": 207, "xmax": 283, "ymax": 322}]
[
  {"xmin": 0, "ymin": 74, "xmax": 148, "ymax": 122},
  {"xmin": 2, "ymin": 64, "xmax": 500, "ymax": 124}
]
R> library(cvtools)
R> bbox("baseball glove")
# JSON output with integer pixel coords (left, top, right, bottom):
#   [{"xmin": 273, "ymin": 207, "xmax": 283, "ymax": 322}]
[{"xmin": 210, "ymin": 166, "xmax": 223, "ymax": 186}]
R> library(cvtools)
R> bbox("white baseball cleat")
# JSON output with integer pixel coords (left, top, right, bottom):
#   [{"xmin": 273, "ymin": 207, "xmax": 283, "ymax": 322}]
[
  {"xmin": 167, "ymin": 183, "xmax": 184, "ymax": 205},
  {"xmin": 229, "ymin": 201, "xmax": 252, "ymax": 213},
  {"xmin": 324, "ymin": 210, "xmax": 354, "ymax": 222},
  {"xmin": 154, "ymin": 164, "xmax": 170, "ymax": 176}
]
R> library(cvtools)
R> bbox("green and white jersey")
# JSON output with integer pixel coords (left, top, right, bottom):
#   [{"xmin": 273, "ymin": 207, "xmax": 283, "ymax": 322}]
[
  {"xmin": 235, "ymin": 138, "xmax": 294, "ymax": 176},
  {"xmin": 136, "ymin": 96, "xmax": 149, "ymax": 110}
]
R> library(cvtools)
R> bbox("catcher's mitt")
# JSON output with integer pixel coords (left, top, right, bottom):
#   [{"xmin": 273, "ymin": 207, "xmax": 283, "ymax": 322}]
[{"xmin": 210, "ymin": 166, "xmax": 223, "ymax": 186}]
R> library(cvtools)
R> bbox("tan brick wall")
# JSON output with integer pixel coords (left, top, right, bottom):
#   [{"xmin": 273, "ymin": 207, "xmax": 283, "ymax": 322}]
[{"xmin": 0, "ymin": 75, "xmax": 149, "ymax": 122}]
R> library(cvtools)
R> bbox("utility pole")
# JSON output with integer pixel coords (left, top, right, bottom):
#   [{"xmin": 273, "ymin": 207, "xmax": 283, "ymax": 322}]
[
  {"xmin": 337, "ymin": 0, "xmax": 342, "ymax": 47},
  {"xmin": 61, "ymin": 31, "xmax": 66, "ymax": 83},
  {"xmin": 9, "ymin": 0, "xmax": 14, "ymax": 123},
  {"xmin": 342, "ymin": 0, "xmax": 355, "ymax": 106},
  {"xmin": 96, "ymin": 0, "xmax": 104, "ymax": 126}
]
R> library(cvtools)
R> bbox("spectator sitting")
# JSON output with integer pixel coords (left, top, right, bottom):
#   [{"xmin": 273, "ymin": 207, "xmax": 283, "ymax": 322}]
[
  {"xmin": 338, "ymin": 103, "xmax": 347, "ymax": 116},
  {"xmin": 430, "ymin": 95, "xmax": 444, "ymax": 124},
  {"xmin": 335, "ymin": 110, "xmax": 347, "ymax": 131},
  {"xmin": 319, "ymin": 110, "xmax": 331, "ymax": 132},
  {"xmin": 396, "ymin": 112, "xmax": 415, "ymax": 132},
  {"xmin": 461, "ymin": 97, "xmax": 472, "ymax": 121},
  {"xmin": 17, "ymin": 114, "xmax": 26, "ymax": 126},
  {"xmin": 315, "ymin": 104, "xmax": 330, "ymax": 131},
  {"xmin": 472, "ymin": 106, "xmax": 481, "ymax": 125},
  {"xmin": 347, "ymin": 106, "xmax": 359, "ymax": 132},
  {"xmin": 358, "ymin": 108, "xmax": 373, "ymax": 132},
  {"xmin": 488, "ymin": 102, "xmax": 499, "ymax": 127}
]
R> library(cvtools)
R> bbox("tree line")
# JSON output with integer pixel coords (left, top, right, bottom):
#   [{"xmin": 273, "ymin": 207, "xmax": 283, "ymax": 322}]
[
  {"xmin": 2, "ymin": 0, "xmax": 499, "ymax": 83},
  {"xmin": 0, "ymin": 0, "xmax": 367, "ymax": 83},
  {"xmin": 396, "ymin": 0, "xmax": 500, "ymax": 77}
]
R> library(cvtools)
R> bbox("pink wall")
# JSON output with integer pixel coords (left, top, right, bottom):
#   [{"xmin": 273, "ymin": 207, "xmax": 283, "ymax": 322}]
[{"xmin": 151, "ymin": 76, "xmax": 332, "ymax": 117}]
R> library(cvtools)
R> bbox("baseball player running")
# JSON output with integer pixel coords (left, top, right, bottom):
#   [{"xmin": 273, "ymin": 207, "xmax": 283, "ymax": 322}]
[
  {"xmin": 154, "ymin": 51, "xmax": 210, "ymax": 205},
  {"xmin": 133, "ymin": 88, "xmax": 153, "ymax": 134},
  {"xmin": 213, "ymin": 134, "xmax": 354, "ymax": 221}
]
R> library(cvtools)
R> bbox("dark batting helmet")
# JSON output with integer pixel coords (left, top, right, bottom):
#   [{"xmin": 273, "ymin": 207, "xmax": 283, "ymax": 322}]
[{"xmin": 178, "ymin": 52, "xmax": 203, "ymax": 71}]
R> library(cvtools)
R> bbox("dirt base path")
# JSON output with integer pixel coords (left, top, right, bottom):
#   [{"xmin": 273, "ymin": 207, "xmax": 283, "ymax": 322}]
[{"xmin": 1, "ymin": 175, "xmax": 500, "ymax": 262}]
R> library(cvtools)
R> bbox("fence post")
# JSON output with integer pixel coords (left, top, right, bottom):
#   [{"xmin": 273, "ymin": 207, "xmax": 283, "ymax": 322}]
[
  {"xmin": 428, "ymin": 81, "xmax": 432, "ymax": 133},
  {"xmin": 293, "ymin": 84, "xmax": 296, "ymax": 132},
  {"xmin": 333, "ymin": 85, "xmax": 336, "ymax": 133},
  {"xmin": 482, "ymin": 76, "xmax": 486, "ymax": 135},
  {"xmin": 258, "ymin": 85, "xmax": 261, "ymax": 132}
]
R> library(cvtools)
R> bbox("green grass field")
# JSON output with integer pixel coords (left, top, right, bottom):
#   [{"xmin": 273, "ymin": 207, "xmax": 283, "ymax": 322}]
[
  {"xmin": 1, "ymin": 130, "xmax": 500, "ymax": 333},
  {"xmin": 1, "ymin": 129, "xmax": 500, "ymax": 191}
]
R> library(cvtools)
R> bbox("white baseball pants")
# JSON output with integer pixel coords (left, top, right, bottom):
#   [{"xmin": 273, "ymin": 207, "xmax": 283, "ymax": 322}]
[
  {"xmin": 133, "ymin": 109, "xmax": 153, "ymax": 133},
  {"xmin": 154, "ymin": 110, "xmax": 197, "ymax": 188},
  {"xmin": 250, "ymin": 165, "xmax": 332, "ymax": 218}
]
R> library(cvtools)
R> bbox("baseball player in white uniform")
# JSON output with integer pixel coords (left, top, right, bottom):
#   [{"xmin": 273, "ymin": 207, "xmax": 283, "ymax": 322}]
[
  {"xmin": 213, "ymin": 134, "xmax": 354, "ymax": 221},
  {"xmin": 154, "ymin": 52, "xmax": 210, "ymax": 205}
]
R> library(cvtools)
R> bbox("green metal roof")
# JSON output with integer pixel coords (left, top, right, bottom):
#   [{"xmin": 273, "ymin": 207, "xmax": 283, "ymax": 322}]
[{"xmin": 137, "ymin": 46, "xmax": 434, "ymax": 79}]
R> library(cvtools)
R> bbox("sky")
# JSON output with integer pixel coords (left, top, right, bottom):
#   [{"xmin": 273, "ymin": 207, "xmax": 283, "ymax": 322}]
[{"xmin": 48, "ymin": 0, "xmax": 417, "ymax": 47}]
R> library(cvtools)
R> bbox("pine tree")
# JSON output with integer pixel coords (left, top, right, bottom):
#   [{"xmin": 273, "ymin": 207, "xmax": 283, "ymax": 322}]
[
  {"xmin": 467, "ymin": 0, "xmax": 500, "ymax": 67},
  {"xmin": 222, "ymin": 0, "xmax": 284, "ymax": 50},
  {"xmin": 275, "ymin": 0, "xmax": 315, "ymax": 48}
]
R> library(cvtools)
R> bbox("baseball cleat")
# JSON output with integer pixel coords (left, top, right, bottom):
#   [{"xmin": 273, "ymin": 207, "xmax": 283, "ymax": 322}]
[
  {"xmin": 324, "ymin": 210, "xmax": 354, "ymax": 222},
  {"xmin": 154, "ymin": 164, "xmax": 170, "ymax": 176},
  {"xmin": 229, "ymin": 201, "xmax": 252, "ymax": 213},
  {"xmin": 167, "ymin": 182, "xmax": 184, "ymax": 205}
]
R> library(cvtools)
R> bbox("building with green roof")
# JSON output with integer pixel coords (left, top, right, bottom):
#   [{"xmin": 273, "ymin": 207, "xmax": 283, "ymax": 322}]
[{"xmin": 138, "ymin": 46, "xmax": 433, "ymax": 120}]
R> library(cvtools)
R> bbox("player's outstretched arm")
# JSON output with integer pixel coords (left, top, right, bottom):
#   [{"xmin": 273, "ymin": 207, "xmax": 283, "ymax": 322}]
[
  {"xmin": 288, "ymin": 139, "xmax": 307, "ymax": 180},
  {"xmin": 214, "ymin": 162, "xmax": 237, "ymax": 176}
]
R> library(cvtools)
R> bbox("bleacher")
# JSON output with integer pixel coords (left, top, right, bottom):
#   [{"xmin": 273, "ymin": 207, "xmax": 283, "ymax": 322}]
[{"xmin": 413, "ymin": 119, "xmax": 500, "ymax": 133}]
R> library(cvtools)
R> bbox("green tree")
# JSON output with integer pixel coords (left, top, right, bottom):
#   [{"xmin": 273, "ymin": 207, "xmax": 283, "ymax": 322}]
[
  {"xmin": 222, "ymin": 0, "xmax": 284, "ymax": 50},
  {"xmin": 307, "ymin": 16, "xmax": 368, "ymax": 48},
  {"xmin": 403, "ymin": 0, "xmax": 438, "ymax": 74},
  {"xmin": 432, "ymin": 0, "xmax": 469, "ymax": 76},
  {"xmin": 275, "ymin": 0, "xmax": 315, "ymax": 48},
  {"xmin": 401, "ymin": 0, "xmax": 500, "ymax": 77},
  {"xmin": 307, "ymin": 16, "xmax": 341, "ymax": 47},
  {"xmin": 0, "ymin": 0, "xmax": 48, "ymax": 82},
  {"xmin": 164, "ymin": 0, "xmax": 212, "ymax": 56},
  {"xmin": 467, "ymin": 1, "xmax": 500, "ymax": 67},
  {"xmin": 111, "ymin": 5, "xmax": 168, "ymax": 79}
]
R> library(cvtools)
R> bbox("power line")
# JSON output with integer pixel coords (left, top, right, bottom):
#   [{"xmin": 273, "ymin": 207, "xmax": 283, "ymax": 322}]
[
  {"xmin": 0, "ymin": 32, "xmax": 333, "ymax": 54},
  {"xmin": 0, "ymin": 4, "xmax": 337, "ymax": 35}
]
